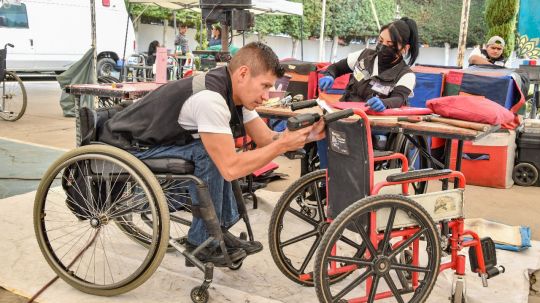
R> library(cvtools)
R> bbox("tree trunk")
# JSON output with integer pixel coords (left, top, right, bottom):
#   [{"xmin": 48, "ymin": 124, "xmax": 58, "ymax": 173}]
[
  {"xmin": 444, "ymin": 42, "xmax": 450, "ymax": 66},
  {"xmin": 292, "ymin": 39, "xmax": 298, "ymax": 59},
  {"xmin": 331, "ymin": 36, "xmax": 339, "ymax": 63}
]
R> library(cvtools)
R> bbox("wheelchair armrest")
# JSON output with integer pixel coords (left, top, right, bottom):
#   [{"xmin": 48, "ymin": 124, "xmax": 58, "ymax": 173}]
[
  {"xmin": 386, "ymin": 168, "xmax": 453, "ymax": 183},
  {"xmin": 373, "ymin": 150, "xmax": 394, "ymax": 158}
]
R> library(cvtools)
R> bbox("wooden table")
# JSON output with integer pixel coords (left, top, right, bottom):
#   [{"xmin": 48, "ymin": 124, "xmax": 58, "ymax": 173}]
[{"xmin": 256, "ymin": 104, "xmax": 500, "ymax": 189}]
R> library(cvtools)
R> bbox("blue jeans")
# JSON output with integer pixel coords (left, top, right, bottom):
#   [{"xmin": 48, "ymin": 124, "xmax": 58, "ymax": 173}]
[{"xmin": 132, "ymin": 140, "xmax": 240, "ymax": 246}]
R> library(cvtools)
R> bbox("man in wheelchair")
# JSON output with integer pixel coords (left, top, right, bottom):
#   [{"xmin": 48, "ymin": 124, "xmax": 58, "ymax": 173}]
[{"xmin": 98, "ymin": 42, "xmax": 326, "ymax": 266}]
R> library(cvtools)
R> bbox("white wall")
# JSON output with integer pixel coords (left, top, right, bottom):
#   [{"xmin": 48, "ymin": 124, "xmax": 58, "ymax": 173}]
[
  {"xmin": 135, "ymin": 23, "xmax": 199, "ymax": 54},
  {"xmin": 135, "ymin": 24, "xmax": 477, "ymax": 67}
]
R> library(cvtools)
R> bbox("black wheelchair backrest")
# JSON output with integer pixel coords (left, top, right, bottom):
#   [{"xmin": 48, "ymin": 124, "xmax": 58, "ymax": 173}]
[
  {"xmin": 79, "ymin": 100, "xmax": 133, "ymax": 146},
  {"xmin": 327, "ymin": 118, "xmax": 371, "ymax": 219}
]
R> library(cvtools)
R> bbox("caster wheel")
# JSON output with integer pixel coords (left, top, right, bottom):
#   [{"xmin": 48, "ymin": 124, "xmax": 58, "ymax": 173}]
[
  {"xmin": 239, "ymin": 232, "xmax": 247, "ymax": 241},
  {"xmin": 228, "ymin": 260, "xmax": 243, "ymax": 270},
  {"xmin": 513, "ymin": 163, "xmax": 539, "ymax": 186},
  {"xmin": 190, "ymin": 286, "xmax": 209, "ymax": 303}
]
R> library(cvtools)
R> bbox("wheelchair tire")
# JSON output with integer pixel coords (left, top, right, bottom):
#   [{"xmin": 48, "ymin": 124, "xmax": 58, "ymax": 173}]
[
  {"xmin": 314, "ymin": 194, "xmax": 441, "ymax": 303},
  {"xmin": 0, "ymin": 71, "xmax": 27, "ymax": 121},
  {"xmin": 269, "ymin": 170, "xmax": 360, "ymax": 286},
  {"xmin": 390, "ymin": 133, "xmax": 430, "ymax": 194},
  {"xmin": 116, "ymin": 177, "xmax": 194, "ymax": 253},
  {"xmin": 190, "ymin": 286, "xmax": 209, "ymax": 303},
  {"xmin": 34, "ymin": 145, "xmax": 170, "ymax": 296}
]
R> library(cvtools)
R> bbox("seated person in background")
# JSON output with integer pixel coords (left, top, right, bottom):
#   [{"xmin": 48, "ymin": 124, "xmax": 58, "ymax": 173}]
[
  {"xmin": 316, "ymin": 17, "xmax": 419, "ymax": 166},
  {"xmin": 209, "ymin": 24, "xmax": 222, "ymax": 47},
  {"xmin": 319, "ymin": 17, "xmax": 419, "ymax": 111},
  {"xmin": 146, "ymin": 40, "xmax": 159, "ymax": 66},
  {"xmin": 99, "ymin": 42, "xmax": 325, "ymax": 266},
  {"xmin": 468, "ymin": 35, "xmax": 507, "ymax": 67}
]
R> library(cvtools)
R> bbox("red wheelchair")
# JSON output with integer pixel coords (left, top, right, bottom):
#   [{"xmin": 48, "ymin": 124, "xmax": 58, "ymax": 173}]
[{"xmin": 269, "ymin": 108, "xmax": 504, "ymax": 302}]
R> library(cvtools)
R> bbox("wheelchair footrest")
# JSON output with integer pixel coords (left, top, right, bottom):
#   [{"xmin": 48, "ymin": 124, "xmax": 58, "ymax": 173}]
[
  {"xmin": 386, "ymin": 168, "xmax": 453, "ymax": 182},
  {"xmin": 469, "ymin": 237, "xmax": 500, "ymax": 278}
]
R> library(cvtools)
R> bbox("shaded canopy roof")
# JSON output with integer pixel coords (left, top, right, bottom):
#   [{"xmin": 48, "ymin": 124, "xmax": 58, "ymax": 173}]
[{"xmin": 127, "ymin": 0, "xmax": 303, "ymax": 16}]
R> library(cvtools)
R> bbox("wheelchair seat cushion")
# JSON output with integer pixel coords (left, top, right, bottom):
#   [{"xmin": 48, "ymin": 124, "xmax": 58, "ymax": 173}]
[{"xmin": 141, "ymin": 158, "xmax": 195, "ymax": 174}]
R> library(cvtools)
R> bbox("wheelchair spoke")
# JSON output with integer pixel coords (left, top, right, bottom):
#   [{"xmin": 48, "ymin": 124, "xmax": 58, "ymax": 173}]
[
  {"xmin": 298, "ymin": 234, "xmax": 321, "ymax": 274},
  {"xmin": 381, "ymin": 207, "xmax": 397, "ymax": 255},
  {"xmin": 383, "ymin": 273, "xmax": 405, "ymax": 303},
  {"xmin": 367, "ymin": 275, "xmax": 381, "ymax": 302},
  {"xmin": 391, "ymin": 263, "xmax": 431, "ymax": 273},
  {"xmin": 281, "ymin": 229, "xmax": 318, "ymax": 247},
  {"xmin": 353, "ymin": 220, "xmax": 377, "ymax": 257},
  {"xmin": 327, "ymin": 255, "xmax": 373, "ymax": 267},
  {"xmin": 331, "ymin": 268, "xmax": 374, "ymax": 302},
  {"xmin": 389, "ymin": 228, "xmax": 427, "ymax": 259},
  {"xmin": 286, "ymin": 205, "xmax": 320, "ymax": 226}
]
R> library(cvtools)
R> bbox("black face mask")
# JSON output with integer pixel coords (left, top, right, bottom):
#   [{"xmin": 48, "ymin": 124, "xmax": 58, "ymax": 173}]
[{"xmin": 376, "ymin": 43, "xmax": 401, "ymax": 65}]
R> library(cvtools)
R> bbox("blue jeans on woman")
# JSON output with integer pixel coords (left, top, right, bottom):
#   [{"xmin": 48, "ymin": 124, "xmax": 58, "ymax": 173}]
[{"xmin": 132, "ymin": 140, "xmax": 240, "ymax": 246}]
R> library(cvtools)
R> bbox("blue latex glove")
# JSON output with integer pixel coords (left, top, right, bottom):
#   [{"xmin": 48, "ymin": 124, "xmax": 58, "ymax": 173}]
[
  {"xmin": 366, "ymin": 96, "xmax": 386, "ymax": 112},
  {"xmin": 318, "ymin": 76, "xmax": 335, "ymax": 91}
]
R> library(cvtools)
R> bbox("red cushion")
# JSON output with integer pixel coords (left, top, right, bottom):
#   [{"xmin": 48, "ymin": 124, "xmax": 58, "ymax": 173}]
[
  {"xmin": 426, "ymin": 96, "xmax": 514, "ymax": 125},
  {"xmin": 332, "ymin": 102, "xmax": 433, "ymax": 116}
]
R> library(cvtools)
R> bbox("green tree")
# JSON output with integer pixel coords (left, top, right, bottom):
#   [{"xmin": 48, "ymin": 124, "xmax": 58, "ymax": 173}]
[
  {"xmin": 485, "ymin": 0, "xmax": 519, "ymax": 57},
  {"xmin": 400, "ymin": 0, "xmax": 487, "ymax": 47}
]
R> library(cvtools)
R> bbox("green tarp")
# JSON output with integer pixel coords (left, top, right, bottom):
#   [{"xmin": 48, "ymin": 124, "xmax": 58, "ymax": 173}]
[{"xmin": 56, "ymin": 48, "xmax": 97, "ymax": 117}]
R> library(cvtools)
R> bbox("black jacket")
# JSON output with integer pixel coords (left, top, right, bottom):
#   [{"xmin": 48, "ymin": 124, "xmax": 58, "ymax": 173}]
[
  {"xmin": 99, "ymin": 67, "xmax": 244, "ymax": 150},
  {"xmin": 323, "ymin": 49, "xmax": 414, "ymax": 108}
]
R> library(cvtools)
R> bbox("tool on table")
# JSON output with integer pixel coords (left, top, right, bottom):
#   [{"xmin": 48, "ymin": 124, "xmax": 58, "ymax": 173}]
[
  {"xmin": 396, "ymin": 115, "xmax": 493, "ymax": 132},
  {"xmin": 284, "ymin": 108, "xmax": 354, "ymax": 159}
]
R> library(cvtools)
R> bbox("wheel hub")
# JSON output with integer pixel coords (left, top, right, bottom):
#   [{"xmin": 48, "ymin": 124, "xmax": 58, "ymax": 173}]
[
  {"xmin": 318, "ymin": 221, "xmax": 329, "ymax": 235},
  {"xmin": 90, "ymin": 216, "xmax": 109, "ymax": 228},
  {"xmin": 373, "ymin": 256, "xmax": 391, "ymax": 275}
]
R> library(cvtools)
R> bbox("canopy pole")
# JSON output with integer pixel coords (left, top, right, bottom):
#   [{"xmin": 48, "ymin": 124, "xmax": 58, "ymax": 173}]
[
  {"xmin": 300, "ymin": 1, "xmax": 304, "ymax": 61},
  {"xmin": 120, "ymin": 3, "xmax": 131, "ymax": 81},
  {"xmin": 456, "ymin": 0, "xmax": 471, "ymax": 67},
  {"xmin": 318, "ymin": 0, "xmax": 326, "ymax": 62},
  {"xmin": 90, "ymin": 0, "xmax": 97, "ymax": 75},
  {"xmin": 368, "ymin": 0, "xmax": 381, "ymax": 30}
]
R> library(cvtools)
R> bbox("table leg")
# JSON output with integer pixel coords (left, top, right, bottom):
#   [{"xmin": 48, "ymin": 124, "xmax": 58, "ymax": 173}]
[
  {"xmin": 442, "ymin": 139, "xmax": 452, "ymax": 190},
  {"xmin": 454, "ymin": 140, "xmax": 464, "ymax": 188},
  {"xmin": 75, "ymin": 95, "xmax": 81, "ymax": 147}
]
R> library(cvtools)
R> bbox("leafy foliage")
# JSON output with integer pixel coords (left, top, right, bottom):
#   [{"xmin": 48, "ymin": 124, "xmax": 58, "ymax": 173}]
[
  {"xmin": 485, "ymin": 0, "xmax": 518, "ymax": 57},
  {"xmin": 400, "ymin": 0, "xmax": 487, "ymax": 47}
]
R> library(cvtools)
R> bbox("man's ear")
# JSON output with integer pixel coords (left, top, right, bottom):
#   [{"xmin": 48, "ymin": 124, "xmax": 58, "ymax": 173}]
[{"xmin": 236, "ymin": 65, "xmax": 249, "ymax": 82}]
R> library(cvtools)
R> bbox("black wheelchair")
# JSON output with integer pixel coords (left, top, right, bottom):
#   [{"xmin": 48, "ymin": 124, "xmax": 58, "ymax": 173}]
[{"xmin": 33, "ymin": 103, "xmax": 255, "ymax": 303}]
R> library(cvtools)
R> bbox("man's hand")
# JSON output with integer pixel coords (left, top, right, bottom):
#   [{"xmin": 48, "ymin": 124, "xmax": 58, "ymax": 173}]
[
  {"xmin": 306, "ymin": 119, "xmax": 325, "ymax": 143},
  {"xmin": 278, "ymin": 126, "xmax": 314, "ymax": 152},
  {"xmin": 366, "ymin": 96, "xmax": 386, "ymax": 112}
]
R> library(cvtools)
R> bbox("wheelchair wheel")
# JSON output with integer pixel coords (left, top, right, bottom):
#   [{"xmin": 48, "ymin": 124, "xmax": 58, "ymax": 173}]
[
  {"xmin": 0, "ymin": 71, "xmax": 27, "ymax": 121},
  {"xmin": 34, "ymin": 145, "xmax": 170, "ymax": 296},
  {"xmin": 116, "ymin": 177, "xmax": 193, "ymax": 252},
  {"xmin": 269, "ymin": 170, "xmax": 362, "ymax": 286},
  {"xmin": 390, "ymin": 133, "xmax": 430, "ymax": 194},
  {"xmin": 314, "ymin": 194, "xmax": 441, "ymax": 303}
]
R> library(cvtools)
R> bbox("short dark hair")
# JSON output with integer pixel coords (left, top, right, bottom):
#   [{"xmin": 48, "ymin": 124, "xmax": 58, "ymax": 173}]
[
  {"xmin": 179, "ymin": 23, "xmax": 188, "ymax": 28},
  {"xmin": 229, "ymin": 42, "xmax": 284, "ymax": 78}
]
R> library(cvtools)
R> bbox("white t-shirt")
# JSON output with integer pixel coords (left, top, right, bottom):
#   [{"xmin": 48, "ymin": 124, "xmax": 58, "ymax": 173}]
[
  {"xmin": 178, "ymin": 90, "xmax": 258, "ymax": 136},
  {"xmin": 468, "ymin": 47, "xmax": 509, "ymax": 67}
]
